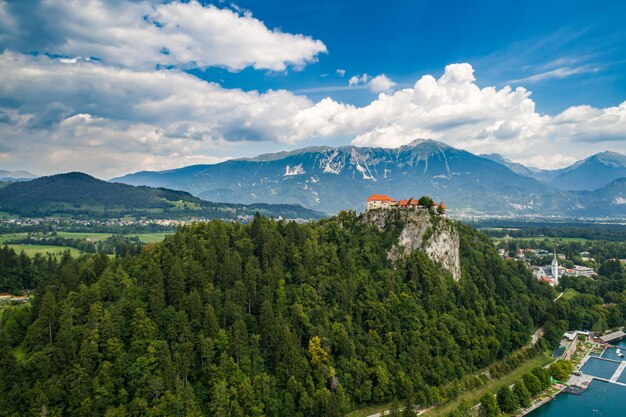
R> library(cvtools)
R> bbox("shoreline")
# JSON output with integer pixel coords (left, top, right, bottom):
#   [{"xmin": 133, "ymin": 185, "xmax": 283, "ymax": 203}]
[{"xmin": 516, "ymin": 385, "xmax": 566, "ymax": 417}]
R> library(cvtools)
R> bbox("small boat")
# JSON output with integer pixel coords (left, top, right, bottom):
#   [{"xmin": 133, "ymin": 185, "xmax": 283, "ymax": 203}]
[{"xmin": 617, "ymin": 348, "xmax": 624, "ymax": 358}]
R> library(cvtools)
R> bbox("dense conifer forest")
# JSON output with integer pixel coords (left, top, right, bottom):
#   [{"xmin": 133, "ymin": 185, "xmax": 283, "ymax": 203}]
[{"xmin": 0, "ymin": 212, "xmax": 581, "ymax": 416}]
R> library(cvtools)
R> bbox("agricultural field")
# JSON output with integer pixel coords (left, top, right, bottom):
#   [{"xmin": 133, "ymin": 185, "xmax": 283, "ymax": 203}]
[
  {"xmin": 0, "ymin": 231, "xmax": 170, "ymax": 257},
  {"xmin": 5, "ymin": 244, "xmax": 82, "ymax": 257},
  {"xmin": 54, "ymin": 232, "xmax": 113, "ymax": 241},
  {"xmin": 0, "ymin": 233, "xmax": 28, "ymax": 243},
  {"xmin": 133, "ymin": 232, "xmax": 171, "ymax": 243}
]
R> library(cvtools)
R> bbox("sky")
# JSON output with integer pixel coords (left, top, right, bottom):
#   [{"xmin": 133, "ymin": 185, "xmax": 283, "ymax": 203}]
[{"xmin": 0, "ymin": 0, "xmax": 625, "ymax": 178}]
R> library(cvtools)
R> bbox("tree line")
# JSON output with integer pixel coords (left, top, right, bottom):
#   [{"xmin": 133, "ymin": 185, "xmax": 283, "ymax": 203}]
[{"xmin": 0, "ymin": 212, "xmax": 598, "ymax": 416}]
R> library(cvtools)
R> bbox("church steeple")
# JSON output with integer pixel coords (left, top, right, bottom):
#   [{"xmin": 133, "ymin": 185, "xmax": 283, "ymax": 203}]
[{"xmin": 551, "ymin": 249, "xmax": 559, "ymax": 284}]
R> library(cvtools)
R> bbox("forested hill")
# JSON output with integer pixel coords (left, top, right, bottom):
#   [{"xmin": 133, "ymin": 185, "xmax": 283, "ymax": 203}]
[
  {"xmin": 0, "ymin": 172, "xmax": 324, "ymax": 220},
  {"xmin": 0, "ymin": 213, "xmax": 557, "ymax": 416}
]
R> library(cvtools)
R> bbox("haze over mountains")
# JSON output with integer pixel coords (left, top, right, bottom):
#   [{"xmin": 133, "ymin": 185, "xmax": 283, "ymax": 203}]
[
  {"xmin": 112, "ymin": 140, "xmax": 626, "ymax": 217},
  {"xmin": 0, "ymin": 169, "xmax": 37, "ymax": 182}
]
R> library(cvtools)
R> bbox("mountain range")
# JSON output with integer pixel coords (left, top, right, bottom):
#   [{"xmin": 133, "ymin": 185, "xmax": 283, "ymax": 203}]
[
  {"xmin": 0, "ymin": 169, "xmax": 37, "ymax": 182},
  {"xmin": 0, "ymin": 172, "xmax": 325, "ymax": 220},
  {"xmin": 112, "ymin": 140, "xmax": 626, "ymax": 217}
]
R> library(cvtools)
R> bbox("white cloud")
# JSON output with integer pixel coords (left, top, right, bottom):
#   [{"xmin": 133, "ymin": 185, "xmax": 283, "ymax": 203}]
[
  {"xmin": 1, "ymin": 53, "xmax": 625, "ymax": 175},
  {"xmin": 508, "ymin": 65, "xmax": 601, "ymax": 84},
  {"xmin": 0, "ymin": 0, "xmax": 327, "ymax": 72},
  {"xmin": 299, "ymin": 63, "xmax": 626, "ymax": 168},
  {"xmin": 0, "ymin": 51, "xmax": 317, "ymax": 176},
  {"xmin": 348, "ymin": 72, "xmax": 397, "ymax": 93},
  {"xmin": 368, "ymin": 74, "xmax": 397, "ymax": 93},
  {"xmin": 336, "ymin": 68, "xmax": 346, "ymax": 77},
  {"xmin": 348, "ymin": 73, "xmax": 369, "ymax": 86}
]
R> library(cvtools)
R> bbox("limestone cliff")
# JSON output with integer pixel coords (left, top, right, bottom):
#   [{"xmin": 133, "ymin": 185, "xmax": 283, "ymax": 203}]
[{"xmin": 363, "ymin": 208, "xmax": 461, "ymax": 281}]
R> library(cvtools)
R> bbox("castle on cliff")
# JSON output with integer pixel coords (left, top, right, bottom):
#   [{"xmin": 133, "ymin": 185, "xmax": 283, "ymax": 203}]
[{"xmin": 366, "ymin": 194, "xmax": 446, "ymax": 214}]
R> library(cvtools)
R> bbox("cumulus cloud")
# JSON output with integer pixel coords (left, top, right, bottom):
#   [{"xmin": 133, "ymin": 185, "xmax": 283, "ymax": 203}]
[
  {"xmin": 368, "ymin": 74, "xmax": 397, "ymax": 93},
  {"xmin": 336, "ymin": 69, "xmax": 346, "ymax": 77},
  {"xmin": 348, "ymin": 73, "xmax": 370, "ymax": 86},
  {"xmin": 301, "ymin": 63, "xmax": 625, "ymax": 166},
  {"xmin": 348, "ymin": 73, "xmax": 397, "ymax": 93},
  {"xmin": 0, "ymin": 51, "xmax": 319, "ymax": 138},
  {"xmin": 1, "ymin": 52, "xmax": 625, "ymax": 175},
  {"xmin": 0, "ymin": 0, "xmax": 327, "ymax": 71}
]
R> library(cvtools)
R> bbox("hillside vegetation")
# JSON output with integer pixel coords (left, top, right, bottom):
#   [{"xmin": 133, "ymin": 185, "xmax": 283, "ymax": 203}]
[
  {"xmin": 0, "ymin": 172, "xmax": 324, "ymax": 220},
  {"xmin": 0, "ymin": 213, "xmax": 558, "ymax": 416}
]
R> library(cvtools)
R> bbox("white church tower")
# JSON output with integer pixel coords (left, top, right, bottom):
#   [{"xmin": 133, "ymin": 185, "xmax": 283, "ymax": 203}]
[{"xmin": 551, "ymin": 250, "xmax": 559, "ymax": 285}]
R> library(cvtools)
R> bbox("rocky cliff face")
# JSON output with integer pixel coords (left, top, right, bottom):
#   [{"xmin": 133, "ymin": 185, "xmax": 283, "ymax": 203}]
[{"xmin": 363, "ymin": 208, "xmax": 461, "ymax": 281}]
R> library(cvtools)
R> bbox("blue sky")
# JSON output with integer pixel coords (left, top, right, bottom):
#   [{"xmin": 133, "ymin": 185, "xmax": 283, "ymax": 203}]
[
  {"xmin": 0, "ymin": 0, "xmax": 625, "ymax": 177},
  {"xmin": 199, "ymin": 0, "xmax": 626, "ymax": 111}
]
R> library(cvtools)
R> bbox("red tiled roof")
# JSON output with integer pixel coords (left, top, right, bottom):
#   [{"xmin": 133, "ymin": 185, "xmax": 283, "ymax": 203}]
[
  {"xmin": 367, "ymin": 194, "xmax": 396, "ymax": 202},
  {"xmin": 397, "ymin": 199, "xmax": 409, "ymax": 206},
  {"xmin": 407, "ymin": 198, "xmax": 420, "ymax": 205}
]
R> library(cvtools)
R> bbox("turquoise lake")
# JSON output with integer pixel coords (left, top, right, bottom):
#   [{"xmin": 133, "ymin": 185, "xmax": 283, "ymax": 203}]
[{"xmin": 528, "ymin": 338, "xmax": 626, "ymax": 417}]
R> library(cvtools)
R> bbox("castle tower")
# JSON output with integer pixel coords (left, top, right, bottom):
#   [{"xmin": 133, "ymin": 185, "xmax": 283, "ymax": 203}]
[{"xmin": 551, "ymin": 250, "xmax": 559, "ymax": 285}]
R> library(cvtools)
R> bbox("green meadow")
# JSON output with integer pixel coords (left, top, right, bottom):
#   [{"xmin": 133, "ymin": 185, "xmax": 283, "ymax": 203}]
[{"xmin": 1, "ymin": 232, "xmax": 171, "ymax": 256}]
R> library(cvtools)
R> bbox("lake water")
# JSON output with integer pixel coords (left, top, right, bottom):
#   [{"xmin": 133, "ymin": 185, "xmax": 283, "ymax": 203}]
[
  {"xmin": 528, "ymin": 338, "xmax": 626, "ymax": 417},
  {"xmin": 580, "ymin": 357, "xmax": 619, "ymax": 379}
]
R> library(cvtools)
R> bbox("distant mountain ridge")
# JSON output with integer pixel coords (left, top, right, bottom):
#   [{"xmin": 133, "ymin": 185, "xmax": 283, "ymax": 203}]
[
  {"xmin": 481, "ymin": 151, "xmax": 626, "ymax": 189},
  {"xmin": 479, "ymin": 153, "xmax": 539, "ymax": 178},
  {"xmin": 112, "ymin": 140, "xmax": 626, "ymax": 217},
  {"xmin": 0, "ymin": 172, "xmax": 325, "ymax": 220},
  {"xmin": 114, "ymin": 139, "xmax": 554, "ymax": 215},
  {"xmin": 548, "ymin": 151, "xmax": 626, "ymax": 191},
  {"xmin": 0, "ymin": 169, "xmax": 37, "ymax": 182},
  {"xmin": 539, "ymin": 177, "xmax": 626, "ymax": 218}
]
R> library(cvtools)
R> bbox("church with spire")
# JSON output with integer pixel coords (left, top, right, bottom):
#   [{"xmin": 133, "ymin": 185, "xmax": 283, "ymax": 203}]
[
  {"xmin": 550, "ymin": 250, "xmax": 559, "ymax": 285},
  {"xmin": 539, "ymin": 249, "xmax": 564, "ymax": 286}
]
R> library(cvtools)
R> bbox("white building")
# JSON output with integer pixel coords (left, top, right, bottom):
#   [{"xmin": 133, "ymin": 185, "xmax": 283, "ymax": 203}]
[
  {"xmin": 366, "ymin": 194, "xmax": 397, "ymax": 210},
  {"xmin": 564, "ymin": 265, "xmax": 596, "ymax": 277}
]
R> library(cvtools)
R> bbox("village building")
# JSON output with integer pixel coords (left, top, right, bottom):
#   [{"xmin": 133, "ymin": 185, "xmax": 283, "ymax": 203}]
[
  {"xmin": 599, "ymin": 330, "xmax": 626, "ymax": 344},
  {"xmin": 532, "ymin": 266, "xmax": 548, "ymax": 280},
  {"xmin": 538, "ymin": 251, "xmax": 563, "ymax": 286},
  {"xmin": 563, "ymin": 265, "xmax": 596, "ymax": 277}
]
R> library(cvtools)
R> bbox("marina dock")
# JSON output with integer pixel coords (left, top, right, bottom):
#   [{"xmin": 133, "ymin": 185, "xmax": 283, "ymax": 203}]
[{"xmin": 609, "ymin": 361, "xmax": 626, "ymax": 383}]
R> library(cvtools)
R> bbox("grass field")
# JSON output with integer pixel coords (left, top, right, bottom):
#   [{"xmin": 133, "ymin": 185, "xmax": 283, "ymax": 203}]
[
  {"xmin": 0, "ymin": 233, "xmax": 28, "ymax": 243},
  {"xmin": 6, "ymin": 244, "xmax": 82, "ymax": 257},
  {"xmin": 54, "ymin": 232, "xmax": 113, "ymax": 241},
  {"xmin": 0, "ymin": 211, "xmax": 18, "ymax": 219},
  {"xmin": 134, "ymin": 232, "xmax": 171, "ymax": 243},
  {"xmin": 345, "ymin": 352, "xmax": 553, "ymax": 417},
  {"xmin": 0, "ymin": 231, "xmax": 171, "ymax": 257},
  {"xmin": 560, "ymin": 288, "xmax": 580, "ymax": 301}
]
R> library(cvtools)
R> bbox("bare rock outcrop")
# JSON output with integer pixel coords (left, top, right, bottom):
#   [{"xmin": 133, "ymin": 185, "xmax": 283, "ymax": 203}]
[{"xmin": 363, "ymin": 208, "xmax": 461, "ymax": 280}]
